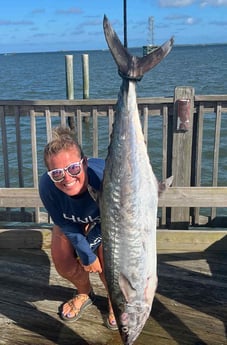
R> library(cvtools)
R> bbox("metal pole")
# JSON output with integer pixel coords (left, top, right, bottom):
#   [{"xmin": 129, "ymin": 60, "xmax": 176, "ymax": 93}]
[{"xmin": 123, "ymin": 0, "xmax": 127, "ymax": 48}]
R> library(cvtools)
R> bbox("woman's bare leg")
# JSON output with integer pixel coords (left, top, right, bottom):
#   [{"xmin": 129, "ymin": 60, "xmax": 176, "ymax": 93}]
[
  {"xmin": 51, "ymin": 225, "xmax": 93, "ymax": 318},
  {"xmin": 97, "ymin": 244, "xmax": 117, "ymax": 328}
]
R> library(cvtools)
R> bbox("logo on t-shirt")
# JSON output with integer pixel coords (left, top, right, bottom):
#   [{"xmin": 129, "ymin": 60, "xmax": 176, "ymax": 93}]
[{"xmin": 63, "ymin": 213, "xmax": 101, "ymax": 224}]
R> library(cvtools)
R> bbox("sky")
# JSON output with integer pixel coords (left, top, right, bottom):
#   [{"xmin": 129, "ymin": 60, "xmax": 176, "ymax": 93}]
[{"xmin": 1, "ymin": 0, "xmax": 227, "ymax": 53}]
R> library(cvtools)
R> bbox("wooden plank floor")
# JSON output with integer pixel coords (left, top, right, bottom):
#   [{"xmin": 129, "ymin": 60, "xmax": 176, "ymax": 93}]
[{"xmin": 0, "ymin": 230, "xmax": 226, "ymax": 345}]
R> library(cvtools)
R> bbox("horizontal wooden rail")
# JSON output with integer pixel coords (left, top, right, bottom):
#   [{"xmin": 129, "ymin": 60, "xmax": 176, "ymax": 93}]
[
  {"xmin": 158, "ymin": 187, "xmax": 227, "ymax": 207},
  {"xmin": 0, "ymin": 188, "xmax": 43, "ymax": 208},
  {"xmin": 1, "ymin": 187, "xmax": 227, "ymax": 208}
]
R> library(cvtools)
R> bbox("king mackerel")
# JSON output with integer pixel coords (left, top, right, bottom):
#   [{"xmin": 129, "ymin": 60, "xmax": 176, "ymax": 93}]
[{"xmin": 99, "ymin": 15, "xmax": 174, "ymax": 345}]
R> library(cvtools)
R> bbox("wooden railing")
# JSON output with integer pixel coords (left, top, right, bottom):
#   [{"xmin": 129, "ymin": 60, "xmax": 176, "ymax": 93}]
[
  {"xmin": 0, "ymin": 88, "xmax": 227, "ymax": 227},
  {"xmin": 1, "ymin": 187, "xmax": 227, "ymax": 208}
]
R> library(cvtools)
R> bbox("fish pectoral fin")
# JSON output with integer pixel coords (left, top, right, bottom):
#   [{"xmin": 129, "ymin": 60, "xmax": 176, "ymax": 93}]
[
  {"xmin": 119, "ymin": 272, "xmax": 136, "ymax": 303},
  {"xmin": 145, "ymin": 275, "xmax": 158, "ymax": 305},
  {"xmin": 87, "ymin": 184, "xmax": 99, "ymax": 204}
]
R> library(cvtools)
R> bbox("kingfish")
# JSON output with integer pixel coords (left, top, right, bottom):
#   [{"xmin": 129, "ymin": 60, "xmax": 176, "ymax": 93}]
[{"xmin": 99, "ymin": 15, "xmax": 174, "ymax": 345}]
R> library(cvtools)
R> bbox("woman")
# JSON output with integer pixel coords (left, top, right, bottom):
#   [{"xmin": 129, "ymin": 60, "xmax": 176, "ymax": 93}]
[{"xmin": 39, "ymin": 125, "xmax": 117, "ymax": 330}]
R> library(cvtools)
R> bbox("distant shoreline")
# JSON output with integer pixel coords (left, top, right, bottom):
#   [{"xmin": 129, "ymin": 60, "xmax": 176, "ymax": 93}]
[
  {"xmin": 170, "ymin": 42, "xmax": 227, "ymax": 48},
  {"xmin": 1, "ymin": 42, "xmax": 227, "ymax": 56}
]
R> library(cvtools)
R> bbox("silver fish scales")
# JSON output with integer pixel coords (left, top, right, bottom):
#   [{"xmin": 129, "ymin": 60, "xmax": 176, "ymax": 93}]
[{"xmin": 100, "ymin": 15, "xmax": 174, "ymax": 345}]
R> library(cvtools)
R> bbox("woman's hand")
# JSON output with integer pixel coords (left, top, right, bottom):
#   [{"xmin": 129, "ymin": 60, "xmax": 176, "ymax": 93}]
[{"xmin": 83, "ymin": 256, "xmax": 102, "ymax": 273}]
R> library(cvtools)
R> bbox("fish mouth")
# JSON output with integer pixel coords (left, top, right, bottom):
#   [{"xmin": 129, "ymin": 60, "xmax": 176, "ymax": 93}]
[
  {"xmin": 119, "ymin": 327, "xmax": 130, "ymax": 345},
  {"xmin": 118, "ymin": 320, "xmax": 143, "ymax": 345},
  {"xmin": 116, "ymin": 304, "xmax": 151, "ymax": 345}
]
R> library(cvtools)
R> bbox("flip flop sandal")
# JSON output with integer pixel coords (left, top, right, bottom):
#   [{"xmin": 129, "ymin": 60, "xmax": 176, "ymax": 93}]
[
  {"xmin": 105, "ymin": 312, "xmax": 118, "ymax": 331},
  {"xmin": 60, "ymin": 290, "xmax": 95, "ymax": 322}
]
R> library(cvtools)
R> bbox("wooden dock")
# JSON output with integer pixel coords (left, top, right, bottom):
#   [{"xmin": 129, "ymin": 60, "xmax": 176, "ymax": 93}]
[{"xmin": 0, "ymin": 228, "xmax": 226, "ymax": 345}]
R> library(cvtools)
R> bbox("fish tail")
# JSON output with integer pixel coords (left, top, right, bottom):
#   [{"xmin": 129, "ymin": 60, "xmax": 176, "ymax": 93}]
[{"xmin": 103, "ymin": 14, "xmax": 174, "ymax": 81}]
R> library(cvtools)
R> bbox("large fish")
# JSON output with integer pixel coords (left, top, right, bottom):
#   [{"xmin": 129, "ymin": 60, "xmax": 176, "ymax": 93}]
[{"xmin": 99, "ymin": 15, "xmax": 174, "ymax": 345}]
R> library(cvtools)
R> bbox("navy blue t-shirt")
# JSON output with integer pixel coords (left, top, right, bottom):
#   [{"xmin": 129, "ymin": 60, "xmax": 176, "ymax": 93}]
[{"xmin": 39, "ymin": 158, "xmax": 105, "ymax": 265}]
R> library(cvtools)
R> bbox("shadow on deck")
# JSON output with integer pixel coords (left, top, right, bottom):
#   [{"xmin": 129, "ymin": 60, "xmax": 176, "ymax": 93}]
[{"xmin": 0, "ymin": 229, "xmax": 226, "ymax": 345}]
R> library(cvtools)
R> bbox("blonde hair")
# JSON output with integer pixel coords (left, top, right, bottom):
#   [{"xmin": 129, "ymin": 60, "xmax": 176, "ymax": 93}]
[{"xmin": 44, "ymin": 126, "xmax": 84, "ymax": 167}]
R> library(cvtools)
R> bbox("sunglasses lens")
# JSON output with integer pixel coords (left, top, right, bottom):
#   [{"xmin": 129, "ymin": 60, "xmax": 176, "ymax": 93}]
[
  {"xmin": 67, "ymin": 163, "xmax": 81, "ymax": 176},
  {"xmin": 48, "ymin": 159, "xmax": 83, "ymax": 182},
  {"xmin": 50, "ymin": 169, "xmax": 64, "ymax": 182}
]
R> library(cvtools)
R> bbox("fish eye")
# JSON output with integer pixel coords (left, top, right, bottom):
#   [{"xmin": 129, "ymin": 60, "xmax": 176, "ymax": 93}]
[{"xmin": 121, "ymin": 326, "xmax": 128, "ymax": 333}]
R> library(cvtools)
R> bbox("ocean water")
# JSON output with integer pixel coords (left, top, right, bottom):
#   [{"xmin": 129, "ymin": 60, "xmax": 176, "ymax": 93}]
[
  {"xmin": 0, "ymin": 44, "xmax": 227, "ymax": 100},
  {"xmin": 0, "ymin": 44, "xmax": 227, "ymax": 202}
]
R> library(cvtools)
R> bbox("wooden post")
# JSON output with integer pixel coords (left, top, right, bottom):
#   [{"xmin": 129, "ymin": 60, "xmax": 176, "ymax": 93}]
[
  {"xmin": 65, "ymin": 55, "xmax": 74, "ymax": 99},
  {"xmin": 82, "ymin": 54, "xmax": 89, "ymax": 99},
  {"xmin": 170, "ymin": 86, "xmax": 195, "ymax": 228},
  {"xmin": 82, "ymin": 54, "xmax": 90, "ymax": 124},
  {"xmin": 65, "ymin": 55, "xmax": 75, "ymax": 130}
]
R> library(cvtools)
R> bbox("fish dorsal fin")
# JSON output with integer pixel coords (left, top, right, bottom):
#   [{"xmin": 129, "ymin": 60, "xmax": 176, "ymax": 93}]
[{"xmin": 103, "ymin": 14, "xmax": 174, "ymax": 81}]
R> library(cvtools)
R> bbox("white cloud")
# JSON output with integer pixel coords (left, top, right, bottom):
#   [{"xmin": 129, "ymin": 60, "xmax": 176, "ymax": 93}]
[
  {"xmin": 200, "ymin": 0, "xmax": 227, "ymax": 6},
  {"xmin": 31, "ymin": 8, "xmax": 45, "ymax": 14},
  {"xmin": 0, "ymin": 20, "xmax": 33, "ymax": 26},
  {"xmin": 55, "ymin": 8, "xmax": 83, "ymax": 15},
  {"xmin": 159, "ymin": 0, "xmax": 195, "ymax": 7},
  {"xmin": 200, "ymin": 1, "xmax": 208, "ymax": 6},
  {"xmin": 186, "ymin": 17, "xmax": 195, "ymax": 24},
  {"xmin": 210, "ymin": 20, "xmax": 227, "ymax": 25},
  {"xmin": 159, "ymin": 0, "xmax": 227, "ymax": 6}
]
